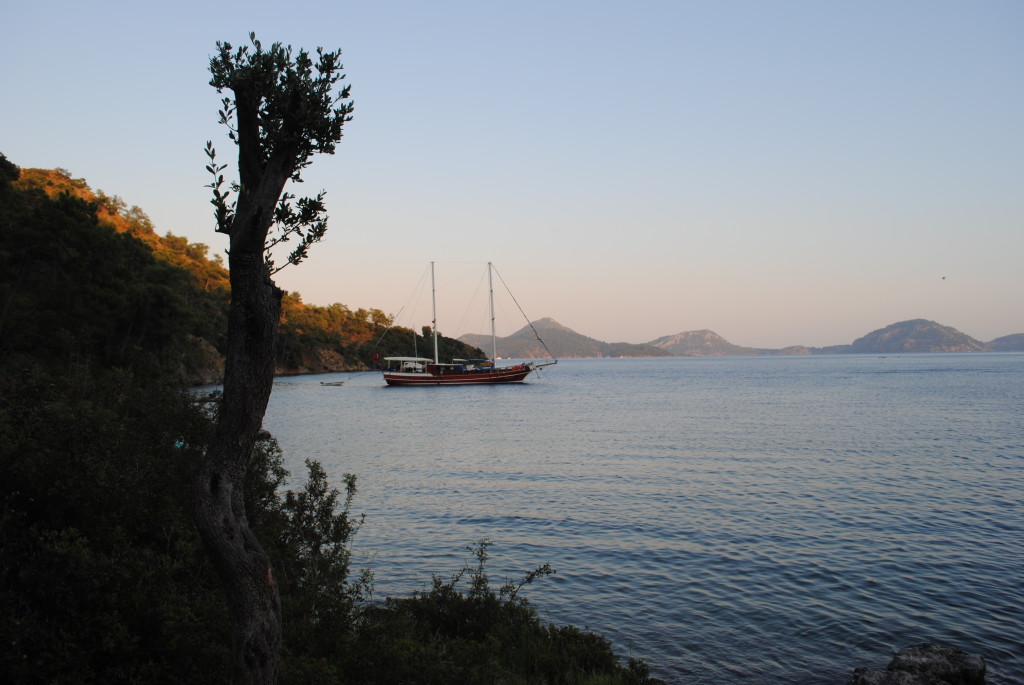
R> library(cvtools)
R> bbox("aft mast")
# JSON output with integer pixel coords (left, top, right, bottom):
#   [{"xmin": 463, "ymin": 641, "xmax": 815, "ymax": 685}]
[
  {"xmin": 488, "ymin": 262, "xmax": 497, "ymax": 363},
  {"xmin": 431, "ymin": 261, "xmax": 439, "ymax": 364}
]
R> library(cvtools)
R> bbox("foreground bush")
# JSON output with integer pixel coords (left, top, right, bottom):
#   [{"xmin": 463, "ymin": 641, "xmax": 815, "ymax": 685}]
[{"xmin": 331, "ymin": 541, "xmax": 655, "ymax": 685}]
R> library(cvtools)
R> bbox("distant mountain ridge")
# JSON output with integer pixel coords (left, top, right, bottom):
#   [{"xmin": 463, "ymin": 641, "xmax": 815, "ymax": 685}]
[
  {"xmin": 460, "ymin": 318, "xmax": 669, "ymax": 359},
  {"xmin": 460, "ymin": 318, "xmax": 1024, "ymax": 359}
]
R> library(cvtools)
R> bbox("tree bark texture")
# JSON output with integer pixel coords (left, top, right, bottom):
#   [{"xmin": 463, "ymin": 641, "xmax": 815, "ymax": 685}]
[{"xmin": 193, "ymin": 190, "xmax": 287, "ymax": 684}]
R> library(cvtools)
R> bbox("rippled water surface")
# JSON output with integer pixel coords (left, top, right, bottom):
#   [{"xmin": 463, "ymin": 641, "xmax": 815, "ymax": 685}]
[{"xmin": 264, "ymin": 354, "xmax": 1024, "ymax": 684}]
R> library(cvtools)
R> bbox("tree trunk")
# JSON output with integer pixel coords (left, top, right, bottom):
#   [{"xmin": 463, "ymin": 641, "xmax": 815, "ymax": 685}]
[
  {"xmin": 193, "ymin": 35, "xmax": 352, "ymax": 682},
  {"xmin": 193, "ymin": 246, "xmax": 283, "ymax": 684}
]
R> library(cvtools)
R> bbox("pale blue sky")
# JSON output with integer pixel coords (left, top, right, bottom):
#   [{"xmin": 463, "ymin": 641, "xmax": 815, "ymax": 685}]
[{"xmin": 3, "ymin": 1, "xmax": 1021, "ymax": 347}]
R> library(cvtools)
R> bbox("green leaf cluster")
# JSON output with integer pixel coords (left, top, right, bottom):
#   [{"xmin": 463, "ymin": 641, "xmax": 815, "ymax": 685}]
[
  {"xmin": 205, "ymin": 33, "xmax": 354, "ymax": 274},
  {"xmin": 209, "ymin": 33, "xmax": 353, "ymax": 179}
]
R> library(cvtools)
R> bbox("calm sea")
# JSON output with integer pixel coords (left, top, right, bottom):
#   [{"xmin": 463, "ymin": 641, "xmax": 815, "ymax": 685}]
[{"xmin": 263, "ymin": 354, "xmax": 1024, "ymax": 684}]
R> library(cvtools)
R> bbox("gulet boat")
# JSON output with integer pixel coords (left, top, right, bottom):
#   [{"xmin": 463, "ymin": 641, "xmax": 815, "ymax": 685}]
[{"xmin": 380, "ymin": 263, "xmax": 556, "ymax": 386}]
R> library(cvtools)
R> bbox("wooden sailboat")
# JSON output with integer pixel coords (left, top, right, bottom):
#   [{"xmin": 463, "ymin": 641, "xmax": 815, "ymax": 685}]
[{"xmin": 381, "ymin": 263, "xmax": 556, "ymax": 386}]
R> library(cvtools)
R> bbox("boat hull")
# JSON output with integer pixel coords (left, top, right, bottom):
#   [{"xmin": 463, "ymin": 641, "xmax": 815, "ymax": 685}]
[{"xmin": 383, "ymin": 365, "xmax": 534, "ymax": 386}]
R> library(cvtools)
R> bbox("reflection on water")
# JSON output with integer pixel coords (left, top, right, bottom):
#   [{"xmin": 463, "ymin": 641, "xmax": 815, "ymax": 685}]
[{"xmin": 265, "ymin": 354, "xmax": 1024, "ymax": 684}]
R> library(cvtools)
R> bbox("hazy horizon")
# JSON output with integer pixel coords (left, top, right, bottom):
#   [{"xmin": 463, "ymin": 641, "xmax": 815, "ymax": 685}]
[{"xmin": 3, "ymin": 1, "xmax": 1021, "ymax": 348}]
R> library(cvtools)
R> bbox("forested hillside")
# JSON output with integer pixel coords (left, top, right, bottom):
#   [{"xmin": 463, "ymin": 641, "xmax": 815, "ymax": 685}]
[
  {"xmin": 2, "ymin": 162, "xmax": 228, "ymax": 383},
  {"xmin": 0, "ymin": 159, "xmax": 481, "ymax": 383}
]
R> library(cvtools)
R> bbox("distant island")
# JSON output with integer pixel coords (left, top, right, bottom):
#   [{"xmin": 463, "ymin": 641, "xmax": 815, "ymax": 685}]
[{"xmin": 460, "ymin": 317, "xmax": 1024, "ymax": 359}]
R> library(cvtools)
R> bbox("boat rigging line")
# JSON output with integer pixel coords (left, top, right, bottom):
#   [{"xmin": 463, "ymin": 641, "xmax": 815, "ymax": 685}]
[{"xmin": 490, "ymin": 264, "xmax": 558, "ymax": 364}]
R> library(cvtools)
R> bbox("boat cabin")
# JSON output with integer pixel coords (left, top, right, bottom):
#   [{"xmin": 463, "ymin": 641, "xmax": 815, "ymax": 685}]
[
  {"xmin": 382, "ymin": 357, "xmax": 432, "ymax": 372},
  {"xmin": 382, "ymin": 357, "xmax": 501, "ymax": 374}
]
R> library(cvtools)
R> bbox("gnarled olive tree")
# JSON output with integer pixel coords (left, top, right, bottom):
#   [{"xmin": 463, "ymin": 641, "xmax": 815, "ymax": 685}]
[{"xmin": 193, "ymin": 33, "xmax": 352, "ymax": 684}]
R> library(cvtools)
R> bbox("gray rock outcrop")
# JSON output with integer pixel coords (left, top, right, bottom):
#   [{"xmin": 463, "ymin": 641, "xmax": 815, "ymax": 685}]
[{"xmin": 846, "ymin": 643, "xmax": 986, "ymax": 685}]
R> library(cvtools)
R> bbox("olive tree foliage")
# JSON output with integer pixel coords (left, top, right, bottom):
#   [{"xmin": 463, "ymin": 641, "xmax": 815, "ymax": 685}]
[
  {"xmin": 193, "ymin": 33, "xmax": 352, "ymax": 685},
  {"xmin": 205, "ymin": 33, "xmax": 353, "ymax": 274}
]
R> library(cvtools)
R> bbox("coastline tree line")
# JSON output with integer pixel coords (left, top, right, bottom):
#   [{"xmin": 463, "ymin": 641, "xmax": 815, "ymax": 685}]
[{"xmin": 0, "ymin": 32, "xmax": 657, "ymax": 685}]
